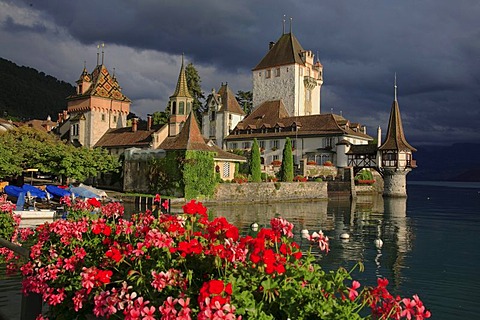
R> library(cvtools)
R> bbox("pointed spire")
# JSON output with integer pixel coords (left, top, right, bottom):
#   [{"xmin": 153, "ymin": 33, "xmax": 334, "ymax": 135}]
[
  {"xmin": 96, "ymin": 44, "xmax": 100, "ymax": 66},
  {"xmin": 394, "ymin": 73, "xmax": 398, "ymax": 102},
  {"xmin": 282, "ymin": 15, "xmax": 286, "ymax": 34},
  {"xmin": 101, "ymin": 43, "xmax": 105, "ymax": 65},
  {"xmin": 379, "ymin": 79, "xmax": 416, "ymax": 152},
  {"xmin": 170, "ymin": 54, "xmax": 192, "ymax": 98},
  {"xmin": 290, "ymin": 17, "xmax": 293, "ymax": 33}
]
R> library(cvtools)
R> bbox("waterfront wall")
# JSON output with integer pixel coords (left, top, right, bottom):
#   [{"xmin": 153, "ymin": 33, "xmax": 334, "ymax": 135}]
[{"xmin": 212, "ymin": 181, "xmax": 328, "ymax": 203}]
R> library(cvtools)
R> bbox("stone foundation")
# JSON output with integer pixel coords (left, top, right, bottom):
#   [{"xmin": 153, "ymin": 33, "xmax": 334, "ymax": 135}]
[
  {"xmin": 382, "ymin": 168, "xmax": 411, "ymax": 197},
  {"xmin": 212, "ymin": 182, "xmax": 328, "ymax": 204}
]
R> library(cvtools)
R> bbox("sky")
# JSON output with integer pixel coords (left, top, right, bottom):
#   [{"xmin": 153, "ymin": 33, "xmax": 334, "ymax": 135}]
[{"xmin": 0, "ymin": 0, "xmax": 479, "ymax": 146}]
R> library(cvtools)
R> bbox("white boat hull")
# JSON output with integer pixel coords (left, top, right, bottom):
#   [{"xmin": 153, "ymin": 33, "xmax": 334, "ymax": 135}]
[{"xmin": 14, "ymin": 210, "xmax": 57, "ymax": 228}]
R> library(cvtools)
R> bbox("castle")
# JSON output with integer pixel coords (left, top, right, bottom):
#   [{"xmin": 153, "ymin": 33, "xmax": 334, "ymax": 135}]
[{"xmin": 59, "ymin": 27, "xmax": 415, "ymax": 196}]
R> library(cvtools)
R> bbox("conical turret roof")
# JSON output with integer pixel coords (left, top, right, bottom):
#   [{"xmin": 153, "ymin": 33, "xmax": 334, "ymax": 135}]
[
  {"xmin": 379, "ymin": 100, "xmax": 416, "ymax": 152},
  {"xmin": 170, "ymin": 55, "xmax": 192, "ymax": 99}
]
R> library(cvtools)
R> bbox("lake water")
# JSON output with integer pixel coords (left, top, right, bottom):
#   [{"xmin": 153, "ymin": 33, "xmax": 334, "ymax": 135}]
[{"xmin": 1, "ymin": 181, "xmax": 479, "ymax": 319}]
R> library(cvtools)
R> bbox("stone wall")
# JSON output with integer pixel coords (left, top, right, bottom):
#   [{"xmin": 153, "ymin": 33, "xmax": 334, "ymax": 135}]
[{"xmin": 212, "ymin": 181, "xmax": 328, "ymax": 203}]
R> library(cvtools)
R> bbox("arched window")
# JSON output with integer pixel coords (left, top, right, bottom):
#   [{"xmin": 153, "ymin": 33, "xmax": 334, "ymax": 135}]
[
  {"xmin": 179, "ymin": 102, "xmax": 185, "ymax": 114},
  {"xmin": 187, "ymin": 102, "xmax": 191, "ymax": 114},
  {"xmin": 172, "ymin": 101, "xmax": 177, "ymax": 114}
]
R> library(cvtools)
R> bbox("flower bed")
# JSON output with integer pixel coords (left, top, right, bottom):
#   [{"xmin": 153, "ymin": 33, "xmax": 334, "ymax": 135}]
[
  {"xmin": 356, "ymin": 179, "xmax": 376, "ymax": 185},
  {"xmin": 0, "ymin": 196, "xmax": 430, "ymax": 320}
]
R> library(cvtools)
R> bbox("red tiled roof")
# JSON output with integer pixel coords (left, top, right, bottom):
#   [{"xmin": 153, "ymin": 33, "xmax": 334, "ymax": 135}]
[
  {"xmin": 159, "ymin": 113, "xmax": 246, "ymax": 162},
  {"xmin": 159, "ymin": 112, "xmax": 211, "ymax": 151},
  {"xmin": 225, "ymin": 100, "xmax": 372, "ymax": 141},
  {"xmin": 94, "ymin": 123, "xmax": 163, "ymax": 148},
  {"xmin": 217, "ymin": 84, "xmax": 245, "ymax": 115}
]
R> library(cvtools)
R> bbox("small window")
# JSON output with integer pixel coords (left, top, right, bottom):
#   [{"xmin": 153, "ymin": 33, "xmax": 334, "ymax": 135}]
[
  {"xmin": 259, "ymin": 141, "xmax": 265, "ymax": 149},
  {"xmin": 222, "ymin": 162, "xmax": 230, "ymax": 178},
  {"xmin": 291, "ymin": 140, "xmax": 296, "ymax": 149},
  {"xmin": 231, "ymin": 142, "xmax": 238, "ymax": 149},
  {"xmin": 273, "ymin": 155, "xmax": 279, "ymax": 161},
  {"xmin": 242, "ymin": 141, "xmax": 251, "ymax": 149},
  {"xmin": 266, "ymin": 69, "xmax": 271, "ymax": 78},
  {"xmin": 101, "ymin": 114, "xmax": 106, "ymax": 121},
  {"xmin": 259, "ymin": 72, "xmax": 262, "ymax": 77},
  {"xmin": 270, "ymin": 140, "xmax": 279, "ymax": 149},
  {"xmin": 113, "ymin": 115, "xmax": 117, "ymax": 123},
  {"xmin": 179, "ymin": 102, "xmax": 185, "ymax": 115},
  {"xmin": 275, "ymin": 68, "xmax": 280, "ymax": 77}
]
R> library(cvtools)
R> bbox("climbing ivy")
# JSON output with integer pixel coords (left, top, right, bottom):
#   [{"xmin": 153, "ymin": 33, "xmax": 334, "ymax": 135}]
[
  {"xmin": 183, "ymin": 151, "xmax": 217, "ymax": 199},
  {"xmin": 148, "ymin": 151, "xmax": 184, "ymax": 196}
]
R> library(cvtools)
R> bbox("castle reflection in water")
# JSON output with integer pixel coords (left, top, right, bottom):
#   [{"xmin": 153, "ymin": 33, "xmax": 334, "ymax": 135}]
[{"xmin": 206, "ymin": 195, "xmax": 412, "ymax": 290}]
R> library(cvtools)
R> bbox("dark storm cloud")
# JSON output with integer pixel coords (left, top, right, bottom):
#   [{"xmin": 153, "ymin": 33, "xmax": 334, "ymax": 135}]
[{"xmin": 5, "ymin": 0, "xmax": 480, "ymax": 145}]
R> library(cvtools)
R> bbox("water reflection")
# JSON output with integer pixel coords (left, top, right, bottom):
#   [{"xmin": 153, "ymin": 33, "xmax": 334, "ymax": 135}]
[{"xmin": 207, "ymin": 195, "xmax": 412, "ymax": 289}]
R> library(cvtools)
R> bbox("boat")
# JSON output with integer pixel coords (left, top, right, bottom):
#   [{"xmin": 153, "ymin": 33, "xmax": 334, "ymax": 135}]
[
  {"xmin": 69, "ymin": 186, "xmax": 100, "ymax": 200},
  {"xmin": 77, "ymin": 183, "xmax": 108, "ymax": 198},
  {"xmin": 4, "ymin": 185, "xmax": 24, "ymax": 199},
  {"xmin": 22, "ymin": 184, "xmax": 48, "ymax": 200},
  {"xmin": 46, "ymin": 185, "xmax": 71, "ymax": 199},
  {"xmin": 14, "ymin": 209, "xmax": 58, "ymax": 228}
]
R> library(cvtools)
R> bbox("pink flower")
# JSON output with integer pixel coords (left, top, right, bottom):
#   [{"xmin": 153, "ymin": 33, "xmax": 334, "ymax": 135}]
[{"xmin": 349, "ymin": 280, "xmax": 361, "ymax": 301}]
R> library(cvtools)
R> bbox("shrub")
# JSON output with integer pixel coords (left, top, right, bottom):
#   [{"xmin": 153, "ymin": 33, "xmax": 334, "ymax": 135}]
[
  {"xmin": 233, "ymin": 174, "xmax": 248, "ymax": 184},
  {"xmin": 250, "ymin": 139, "xmax": 262, "ymax": 182},
  {"xmin": 280, "ymin": 138, "xmax": 294, "ymax": 182},
  {"xmin": 260, "ymin": 172, "xmax": 268, "ymax": 181}
]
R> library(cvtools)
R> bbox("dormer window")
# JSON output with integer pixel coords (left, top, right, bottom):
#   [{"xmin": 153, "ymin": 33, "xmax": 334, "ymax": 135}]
[{"xmin": 266, "ymin": 69, "xmax": 271, "ymax": 79}]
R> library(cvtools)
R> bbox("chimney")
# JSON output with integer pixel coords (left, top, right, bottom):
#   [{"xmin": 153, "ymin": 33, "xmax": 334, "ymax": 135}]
[
  {"xmin": 269, "ymin": 41, "xmax": 275, "ymax": 50},
  {"xmin": 132, "ymin": 118, "xmax": 138, "ymax": 132},
  {"xmin": 377, "ymin": 126, "xmax": 382, "ymax": 147},
  {"xmin": 147, "ymin": 114, "xmax": 152, "ymax": 131}
]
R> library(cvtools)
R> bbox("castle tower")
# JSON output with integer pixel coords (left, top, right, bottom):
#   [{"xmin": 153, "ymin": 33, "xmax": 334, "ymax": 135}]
[
  {"xmin": 252, "ymin": 24, "xmax": 323, "ymax": 117},
  {"xmin": 168, "ymin": 55, "xmax": 193, "ymax": 137},
  {"xmin": 379, "ymin": 79, "xmax": 417, "ymax": 197},
  {"xmin": 67, "ymin": 45, "xmax": 131, "ymax": 148},
  {"xmin": 202, "ymin": 83, "xmax": 245, "ymax": 148}
]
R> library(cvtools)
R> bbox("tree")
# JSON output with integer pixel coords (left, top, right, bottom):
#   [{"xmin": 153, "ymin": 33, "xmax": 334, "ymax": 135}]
[
  {"xmin": 280, "ymin": 138, "xmax": 294, "ymax": 182},
  {"xmin": 236, "ymin": 90, "xmax": 253, "ymax": 115},
  {"xmin": 152, "ymin": 103, "xmax": 171, "ymax": 126},
  {"xmin": 185, "ymin": 63, "xmax": 205, "ymax": 121},
  {"xmin": 0, "ymin": 126, "xmax": 118, "ymax": 183},
  {"xmin": 250, "ymin": 139, "xmax": 261, "ymax": 182}
]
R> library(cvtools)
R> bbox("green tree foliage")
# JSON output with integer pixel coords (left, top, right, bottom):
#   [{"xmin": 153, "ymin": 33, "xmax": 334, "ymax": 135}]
[
  {"xmin": 0, "ymin": 58, "xmax": 75, "ymax": 120},
  {"xmin": 250, "ymin": 139, "xmax": 261, "ymax": 182},
  {"xmin": 185, "ymin": 63, "xmax": 205, "ymax": 120},
  {"xmin": 236, "ymin": 90, "xmax": 253, "ymax": 115},
  {"xmin": 152, "ymin": 105, "xmax": 171, "ymax": 126},
  {"xmin": 0, "ymin": 126, "xmax": 118, "ymax": 182},
  {"xmin": 280, "ymin": 138, "xmax": 294, "ymax": 182}
]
